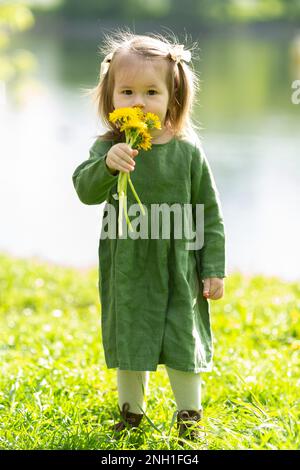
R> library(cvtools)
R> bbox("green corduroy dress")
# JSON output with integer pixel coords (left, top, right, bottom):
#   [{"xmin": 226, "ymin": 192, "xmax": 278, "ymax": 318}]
[{"xmin": 72, "ymin": 137, "xmax": 226, "ymax": 373}]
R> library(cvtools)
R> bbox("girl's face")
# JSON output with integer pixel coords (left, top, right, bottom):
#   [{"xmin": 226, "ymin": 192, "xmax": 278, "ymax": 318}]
[{"xmin": 112, "ymin": 53, "xmax": 170, "ymax": 138}]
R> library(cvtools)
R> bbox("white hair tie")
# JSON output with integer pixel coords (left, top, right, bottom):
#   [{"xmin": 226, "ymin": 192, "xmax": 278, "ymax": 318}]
[
  {"xmin": 99, "ymin": 52, "xmax": 113, "ymax": 82},
  {"xmin": 169, "ymin": 44, "xmax": 191, "ymax": 64}
]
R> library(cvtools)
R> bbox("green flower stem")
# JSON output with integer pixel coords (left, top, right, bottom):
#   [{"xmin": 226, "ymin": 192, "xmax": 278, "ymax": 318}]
[
  {"xmin": 117, "ymin": 131, "xmax": 146, "ymax": 235},
  {"xmin": 118, "ymin": 188, "xmax": 124, "ymax": 236},
  {"xmin": 118, "ymin": 172, "xmax": 126, "ymax": 236},
  {"xmin": 128, "ymin": 175, "xmax": 145, "ymax": 216},
  {"xmin": 123, "ymin": 190, "xmax": 133, "ymax": 232},
  {"xmin": 126, "ymin": 133, "xmax": 146, "ymax": 215},
  {"xmin": 118, "ymin": 172, "xmax": 134, "ymax": 235}
]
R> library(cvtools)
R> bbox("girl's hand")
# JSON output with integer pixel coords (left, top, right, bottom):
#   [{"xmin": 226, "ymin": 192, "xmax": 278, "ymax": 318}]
[
  {"xmin": 106, "ymin": 143, "xmax": 138, "ymax": 175},
  {"xmin": 202, "ymin": 277, "xmax": 224, "ymax": 300}
]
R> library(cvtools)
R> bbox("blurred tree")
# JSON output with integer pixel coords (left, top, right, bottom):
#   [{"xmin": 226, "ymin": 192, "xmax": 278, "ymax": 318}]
[
  {"xmin": 30, "ymin": 0, "xmax": 300, "ymax": 22},
  {"xmin": 48, "ymin": 0, "xmax": 171, "ymax": 20},
  {"xmin": 283, "ymin": 0, "xmax": 300, "ymax": 20},
  {"xmin": 0, "ymin": 1, "xmax": 36, "ymax": 83}
]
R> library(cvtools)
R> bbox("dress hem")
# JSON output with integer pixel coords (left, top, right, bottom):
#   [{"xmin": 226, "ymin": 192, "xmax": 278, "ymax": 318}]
[{"xmin": 104, "ymin": 360, "xmax": 213, "ymax": 373}]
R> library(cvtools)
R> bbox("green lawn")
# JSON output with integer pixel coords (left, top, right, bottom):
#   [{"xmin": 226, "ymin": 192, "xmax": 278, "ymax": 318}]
[{"xmin": 0, "ymin": 252, "xmax": 299, "ymax": 450}]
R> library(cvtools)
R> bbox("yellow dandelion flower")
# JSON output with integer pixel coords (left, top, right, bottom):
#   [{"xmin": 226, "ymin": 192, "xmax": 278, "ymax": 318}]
[
  {"xmin": 135, "ymin": 129, "xmax": 152, "ymax": 150},
  {"xmin": 120, "ymin": 119, "xmax": 147, "ymax": 133},
  {"xmin": 132, "ymin": 106, "xmax": 144, "ymax": 118},
  {"xmin": 144, "ymin": 112, "xmax": 161, "ymax": 130},
  {"xmin": 109, "ymin": 107, "xmax": 141, "ymax": 125}
]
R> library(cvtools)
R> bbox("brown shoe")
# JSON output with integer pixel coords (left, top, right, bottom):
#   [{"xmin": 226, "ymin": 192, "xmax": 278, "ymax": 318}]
[
  {"xmin": 112, "ymin": 402, "xmax": 144, "ymax": 433},
  {"xmin": 177, "ymin": 409, "xmax": 203, "ymax": 445}
]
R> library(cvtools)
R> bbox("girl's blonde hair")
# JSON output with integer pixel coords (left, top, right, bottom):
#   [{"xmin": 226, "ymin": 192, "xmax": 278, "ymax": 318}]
[{"xmin": 88, "ymin": 29, "xmax": 202, "ymax": 145}]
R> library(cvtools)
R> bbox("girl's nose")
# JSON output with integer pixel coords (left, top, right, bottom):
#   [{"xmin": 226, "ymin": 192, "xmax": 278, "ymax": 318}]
[{"xmin": 133, "ymin": 96, "xmax": 145, "ymax": 108}]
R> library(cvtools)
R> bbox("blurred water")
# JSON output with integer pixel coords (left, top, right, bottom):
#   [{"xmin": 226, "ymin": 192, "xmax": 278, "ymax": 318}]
[{"xmin": 1, "ymin": 30, "xmax": 300, "ymax": 281}]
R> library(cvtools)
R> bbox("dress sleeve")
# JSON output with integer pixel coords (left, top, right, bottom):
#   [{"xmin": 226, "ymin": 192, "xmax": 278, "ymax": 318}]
[
  {"xmin": 191, "ymin": 143, "xmax": 227, "ymax": 280},
  {"xmin": 72, "ymin": 139, "xmax": 119, "ymax": 205}
]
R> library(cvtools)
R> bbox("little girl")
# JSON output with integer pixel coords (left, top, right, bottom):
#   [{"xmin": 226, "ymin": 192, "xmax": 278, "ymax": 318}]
[{"xmin": 72, "ymin": 31, "xmax": 226, "ymax": 445}]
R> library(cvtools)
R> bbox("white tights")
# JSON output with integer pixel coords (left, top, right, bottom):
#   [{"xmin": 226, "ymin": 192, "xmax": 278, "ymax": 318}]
[{"xmin": 117, "ymin": 366, "xmax": 202, "ymax": 414}]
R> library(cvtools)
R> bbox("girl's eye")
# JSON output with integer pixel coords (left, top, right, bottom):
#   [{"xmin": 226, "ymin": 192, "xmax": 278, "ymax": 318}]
[{"xmin": 121, "ymin": 89, "xmax": 157, "ymax": 95}]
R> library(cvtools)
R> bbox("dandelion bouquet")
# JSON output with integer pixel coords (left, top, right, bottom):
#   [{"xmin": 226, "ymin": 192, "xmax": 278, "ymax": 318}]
[{"xmin": 109, "ymin": 107, "xmax": 161, "ymax": 236}]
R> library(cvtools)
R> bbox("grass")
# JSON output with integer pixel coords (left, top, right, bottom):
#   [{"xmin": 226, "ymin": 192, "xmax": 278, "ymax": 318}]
[{"xmin": 0, "ymin": 252, "xmax": 299, "ymax": 450}]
